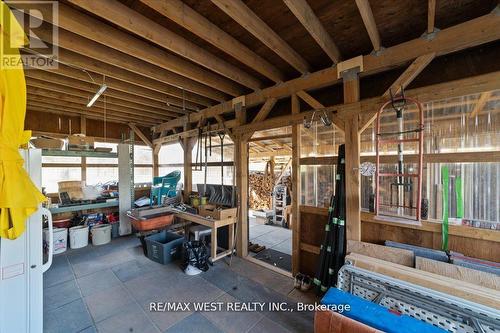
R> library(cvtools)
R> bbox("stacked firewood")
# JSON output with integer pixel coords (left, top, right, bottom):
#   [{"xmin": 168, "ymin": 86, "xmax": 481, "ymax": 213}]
[{"xmin": 249, "ymin": 172, "xmax": 274, "ymax": 210}]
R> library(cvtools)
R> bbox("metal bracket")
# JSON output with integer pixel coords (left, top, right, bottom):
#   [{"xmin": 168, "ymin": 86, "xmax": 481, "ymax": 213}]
[
  {"xmin": 370, "ymin": 46, "xmax": 385, "ymax": 57},
  {"xmin": 421, "ymin": 28, "xmax": 441, "ymax": 41}
]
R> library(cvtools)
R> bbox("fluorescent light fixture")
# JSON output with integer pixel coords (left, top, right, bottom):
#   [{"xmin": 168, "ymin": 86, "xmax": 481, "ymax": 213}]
[{"xmin": 86, "ymin": 84, "xmax": 107, "ymax": 107}]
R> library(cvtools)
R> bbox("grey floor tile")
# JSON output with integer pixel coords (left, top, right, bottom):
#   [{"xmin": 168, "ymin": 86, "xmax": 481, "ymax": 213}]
[
  {"xmin": 249, "ymin": 225, "xmax": 274, "ymax": 239},
  {"xmin": 96, "ymin": 303, "xmax": 159, "ymax": 333},
  {"xmin": 84, "ymin": 285, "xmax": 135, "ymax": 322},
  {"xmin": 76, "ymin": 269, "xmax": 121, "ymax": 297},
  {"xmin": 270, "ymin": 239, "xmax": 292, "ymax": 255},
  {"xmin": 44, "ymin": 299, "xmax": 93, "ymax": 333},
  {"xmin": 111, "ymin": 258, "xmax": 162, "ymax": 282},
  {"xmin": 44, "ymin": 279, "xmax": 81, "ymax": 313},
  {"xmin": 44, "ymin": 257, "xmax": 75, "ymax": 289},
  {"xmin": 78, "ymin": 326, "xmax": 97, "ymax": 333},
  {"xmin": 248, "ymin": 317, "xmax": 291, "ymax": 333},
  {"xmin": 164, "ymin": 312, "xmax": 223, "ymax": 333},
  {"xmin": 262, "ymin": 305, "xmax": 314, "ymax": 333},
  {"xmin": 201, "ymin": 293, "xmax": 263, "ymax": 333}
]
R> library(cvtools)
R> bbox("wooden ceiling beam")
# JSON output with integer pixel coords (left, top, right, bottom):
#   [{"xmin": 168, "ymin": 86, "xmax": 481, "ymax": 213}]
[
  {"xmin": 283, "ymin": 0, "xmax": 342, "ymax": 63},
  {"xmin": 140, "ymin": 0, "xmax": 284, "ymax": 83},
  {"xmin": 154, "ymin": 12, "xmax": 500, "ymax": 133},
  {"xmin": 29, "ymin": 25, "xmax": 231, "ymax": 101},
  {"xmin": 66, "ymin": 0, "xmax": 261, "ymax": 91},
  {"xmin": 27, "ymin": 90, "xmax": 170, "ymax": 122},
  {"xmin": 43, "ymin": 48, "xmax": 222, "ymax": 106},
  {"xmin": 211, "ymin": 0, "xmax": 311, "ymax": 74},
  {"xmin": 355, "ymin": 0, "xmax": 382, "ymax": 52},
  {"xmin": 428, "ymin": 0, "xmax": 437, "ymax": 34},
  {"xmin": 37, "ymin": 63, "xmax": 207, "ymax": 107},
  {"xmin": 25, "ymin": 71, "xmax": 189, "ymax": 115},
  {"xmin": 469, "ymin": 91, "xmax": 492, "ymax": 118},
  {"xmin": 26, "ymin": 79, "xmax": 180, "ymax": 118}
]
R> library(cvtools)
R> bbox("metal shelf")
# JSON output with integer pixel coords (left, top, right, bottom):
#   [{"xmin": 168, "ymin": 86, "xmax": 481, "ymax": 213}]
[
  {"xmin": 49, "ymin": 200, "xmax": 119, "ymax": 214},
  {"xmin": 42, "ymin": 149, "xmax": 117, "ymax": 158}
]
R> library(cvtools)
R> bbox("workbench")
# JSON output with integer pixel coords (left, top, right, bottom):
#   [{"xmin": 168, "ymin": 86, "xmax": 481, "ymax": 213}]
[{"xmin": 172, "ymin": 209, "xmax": 237, "ymax": 262}]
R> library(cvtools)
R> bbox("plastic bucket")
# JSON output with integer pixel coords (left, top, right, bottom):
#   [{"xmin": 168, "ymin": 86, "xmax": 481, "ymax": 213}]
[
  {"xmin": 43, "ymin": 227, "xmax": 68, "ymax": 254},
  {"xmin": 91, "ymin": 224, "xmax": 112, "ymax": 246},
  {"xmin": 69, "ymin": 225, "xmax": 89, "ymax": 249}
]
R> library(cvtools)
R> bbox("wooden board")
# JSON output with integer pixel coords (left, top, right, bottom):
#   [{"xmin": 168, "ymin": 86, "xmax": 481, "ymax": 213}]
[
  {"xmin": 347, "ymin": 240, "xmax": 414, "ymax": 267},
  {"xmin": 346, "ymin": 253, "xmax": 500, "ymax": 309},
  {"xmin": 415, "ymin": 257, "xmax": 500, "ymax": 291}
]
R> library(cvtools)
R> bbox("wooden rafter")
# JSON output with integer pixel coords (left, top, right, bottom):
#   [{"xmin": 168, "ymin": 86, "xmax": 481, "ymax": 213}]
[
  {"xmin": 154, "ymin": 13, "xmax": 500, "ymax": 137},
  {"xmin": 65, "ymin": 0, "xmax": 262, "ymax": 92},
  {"xmin": 25, "ymin": 72, "xmax": 190, "ymax": 115},
  {"xmin": 283, "ymin": 0, "xmax": 341, "ymax": 63},
  {"xmin": 211, "ymin": 0, "xmax": 311, "ymax": 74},
  {"xmin": 355, "ymin": 0, "xmax": 382, "ymax": 52},
  {"xmin": 39, "ymin": 63, "xmax": 211, "ymax": 108},
  {"xmin": 469, "ymin": 91, "xmax": 492, "ymax": 118},
  {"xmin": 428, "ymin": 0, "xmax": 437, "ymax": 34},
  {"xmin": 129, "ymin": 123, "xmax": 153, "ymax": 148},
  {"xmin": 26, "ymin": 79, "xmax": 181, "ymax": 118},
  {"xmin": 140, "ymin": 0, "xmax": 284, "ymax": 83}
]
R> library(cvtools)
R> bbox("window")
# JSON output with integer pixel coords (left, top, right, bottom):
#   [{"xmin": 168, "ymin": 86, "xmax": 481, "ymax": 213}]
[{"xmin": 42, "ymin": 167, "xmax": 81, "ymax": 193}]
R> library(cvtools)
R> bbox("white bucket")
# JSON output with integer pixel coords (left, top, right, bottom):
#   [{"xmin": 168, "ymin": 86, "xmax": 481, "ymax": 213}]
[
  {"xmin": 91, "ymin": 224, "xmax": 112, "ymax": 246},
  {"xmin": 69, "ymin": 225, "xmax": 89, "ymax": 249},
  {"xmin": 43, "ymin": 227, "xmax": 67, "ymax": 254}
]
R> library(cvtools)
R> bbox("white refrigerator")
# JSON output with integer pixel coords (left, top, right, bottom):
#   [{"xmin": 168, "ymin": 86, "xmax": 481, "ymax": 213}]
[{"xmin": 0, "ymin": 149, "xmax": 53, "ymax": 333}]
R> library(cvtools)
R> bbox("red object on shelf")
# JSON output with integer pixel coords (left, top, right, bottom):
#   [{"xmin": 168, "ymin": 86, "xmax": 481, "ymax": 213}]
[{"xmin": 53, "ymin": 218, "xmax": 71, "ymax": 228}]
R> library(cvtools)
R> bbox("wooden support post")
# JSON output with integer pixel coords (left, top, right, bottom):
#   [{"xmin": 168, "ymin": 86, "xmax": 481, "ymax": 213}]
[
  {"xmin": 291, "ymin": 93, "xmax": 301, "ymax": 275},
  {"xmin": 234, "ymin": 102, "xmax": 249, "ymax": 257},
  {"xmin": 80, "ymin": 115, "xmax": 87, "ymax": 182},
  {"xmin": 152, "ymin": 144, "xmax": 160, "ymax": 177},
  {"xmin": 342, "ymin": 68, "xmax": 361, "ymax": 241},
  {"xmin": 182, "ymin": 124, "xmax": 195, "ymax": 202}
]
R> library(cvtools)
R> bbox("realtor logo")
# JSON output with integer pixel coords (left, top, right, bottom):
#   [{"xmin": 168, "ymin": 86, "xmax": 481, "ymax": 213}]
[{"xmin": 1, "ymin": 1, "xmax": 58, "ymax": 69}]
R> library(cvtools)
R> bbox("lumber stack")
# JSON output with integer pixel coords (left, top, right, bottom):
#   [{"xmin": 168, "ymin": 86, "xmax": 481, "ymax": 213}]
[
  {"xmin": 346, "ymin": 253, "xmax": 500, "ymax": 309},
  {"xmin": 347, "ymin": 240, "xmax": 414, "ymax": 267},
  {"xmin": 415, "ymin": 256, "xmax": 500, "ymax": 291}
]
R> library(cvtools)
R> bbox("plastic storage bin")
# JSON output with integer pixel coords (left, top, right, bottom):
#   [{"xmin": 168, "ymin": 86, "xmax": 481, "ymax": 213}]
[
  {"xmin": 145, "ymin": 231, "xmax": 184, "ymax": 264},
  {"xmin": 69, "ymin": 225, "xmax": 89, "ymax": 249},
  {"xmin": 91, "ymin": 224, "xmax": 112, "ymax": 246}
]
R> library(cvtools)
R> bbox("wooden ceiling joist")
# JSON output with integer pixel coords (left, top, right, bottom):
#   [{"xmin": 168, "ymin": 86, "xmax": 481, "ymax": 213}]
[
  {"xmin": 283, "ymin": 0, "xmax": 342, "ymax": 63},
  {"xmin": 211, "ymin": 0, "xmax": 311, "ymax": 74},
  {"xmin": 27, "ymin": 90, "xmax": 170, "ymax": 122},
  {"xmin": 26, "ymin": 79, "xmax": 180, "ymax": 118},
  {"xmin": 45, "ymin": 49, "xmax": 221, "ymax": 104},
  {"xmin": 469, "ymin": 91, "xmax": 492, "ymax": 118},
  {"xmin": 355, "ymin": 0, "xmax": 382, "ymax": 52},
  {"xmin": 154, "ymin": 11, "xmax": 500, "ymax": 134},
  {"xmin": 27, "ymin": 107, "xmax": 148, "ymax": 126},
  {"xmin": 140, "ymin": 0, "xmax": 284, "ymax": 83},
  {"xmin": 25, "ymin": 71, "xmax": 189, "ymax": 114},
  {"xmin": 39, "ymin": 63, "xmax": 211, "ymax": 109},
  {"xmin": 30, "ymin": 25, "xmax": 231, "ymax": 101},
  {"xmin": 66, "ymin": 0, "xmax": 262, "ymax": 92}
]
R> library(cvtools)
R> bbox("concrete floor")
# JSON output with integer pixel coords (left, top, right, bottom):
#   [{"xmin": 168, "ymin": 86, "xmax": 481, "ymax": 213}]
[
  {"xmin": 249, "ymin": 218, "xmax": 292, "ymax": 255},
  {"xmin": 43, "ymin": 235, "xmax": 315, "ymax": 333}
]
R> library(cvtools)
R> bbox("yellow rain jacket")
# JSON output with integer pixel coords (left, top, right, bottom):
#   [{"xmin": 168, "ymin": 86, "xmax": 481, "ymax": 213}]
[{"xmin": 0, "ymin": 1, "xmax": 45, "ymax": 239}]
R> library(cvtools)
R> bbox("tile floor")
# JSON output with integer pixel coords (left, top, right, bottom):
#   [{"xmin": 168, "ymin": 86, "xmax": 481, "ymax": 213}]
[
  {"xmin": 249, "ymin": 218, "xmax": 292, "ymax": 255},
  {"xmin": 43, "ymin": 235, "xmax": 316, "ymax": 333}
]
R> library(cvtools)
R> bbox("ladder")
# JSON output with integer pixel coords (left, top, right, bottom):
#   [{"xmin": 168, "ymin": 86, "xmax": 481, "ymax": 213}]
[
  {"xmin": 375, "ymin": 95, "xmax": 424, "ymax": 221},
  {"xmin": 272, "ymin": 184, "xmax": 287, "ymax": 227}
]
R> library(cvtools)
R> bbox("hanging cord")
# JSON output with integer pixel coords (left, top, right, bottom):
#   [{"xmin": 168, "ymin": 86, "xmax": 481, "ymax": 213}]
[{"xmin": 103, "ymin": 75, "xmax": 107, "ymax": 142}]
